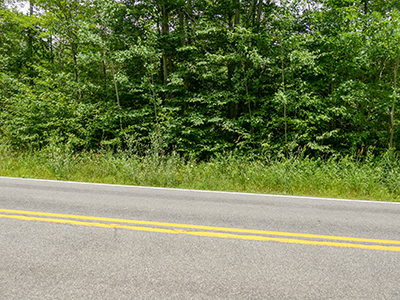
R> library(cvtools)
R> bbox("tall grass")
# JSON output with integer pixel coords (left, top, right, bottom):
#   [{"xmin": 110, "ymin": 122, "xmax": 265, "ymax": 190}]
[{"xmin": 0, "ymin": 141, "xmax": 399, "ymax": 202}]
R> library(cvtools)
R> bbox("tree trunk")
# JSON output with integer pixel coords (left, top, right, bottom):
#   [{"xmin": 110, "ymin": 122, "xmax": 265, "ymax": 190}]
[
  {"xmin": 281, "ymin": 43, "xmax": 287, "ymax": 154},
  {"xmin": 71, "ymin": 38, "xmax": 78, "ymax": 81},
  {"xmin": 389, "ymin": 39, "xmax": 400, "ymax": 149},
  {"xmin": 29, "ymin": 0, "xmax": 33, "ymax": 16},
  {"xmin": 363, "ymin": 0, "xmax": 368, "ymax": 15},
  {"xmin": 67, "ymin": 8, "xmax": 78, "ymax": 82},
  {"xmin": 161, "ymin": 3, "xmax": 169, "ymax": 84},
  {"xmin": 49, "ymin": 34, "xmax": 53, "ymax": 63},
  {"xmin": 179, "ymin": 9, "xmax": 185, "ymax": 45},
  {"xmin": 151, "ymin": 73, "xmax": 158, "ymax": 124},
  {"xmin": 234, "ymin": 0, "xmax": 240, "ymax": 26},
  {"xmin": 101, "ymin": 51, "xmax": 107, "ymax": 91},
  {"xmin": 27, "ymin": 0, "xmax": 34, "ymax": 84},
  {"xmin": 256, "ymin": 0, "xmax": 263, "ymax": 25},
  {"xmin": 109, "ymin": 49, "xmax": 123, "ymax": 131},
  {"xmin": 248, "ymin": 0, "xmax": 257, "ymax": 26},
  {"xmin": 232, "ymin": 0, "xmax": 240, "ymax": 118}
]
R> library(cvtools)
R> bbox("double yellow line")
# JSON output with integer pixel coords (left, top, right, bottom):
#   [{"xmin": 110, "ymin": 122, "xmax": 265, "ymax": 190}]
[{"xmin": 1, "ymin": 208, "xmax": 400, "ymax": 252}]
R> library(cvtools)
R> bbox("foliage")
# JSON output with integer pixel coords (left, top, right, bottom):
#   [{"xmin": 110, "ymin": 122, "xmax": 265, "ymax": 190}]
[
  {"xmin": 0, "ymin": 142, "xmax": 399, "ymax": 202},
  {"xmin": 1, "ymin": 0, "xmax": 400, "ymax": 158}
]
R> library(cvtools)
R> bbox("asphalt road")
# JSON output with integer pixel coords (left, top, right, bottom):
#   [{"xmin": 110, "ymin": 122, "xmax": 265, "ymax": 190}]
[{"xmin": 1, "ymin": 176, "xmax": 400, "ymax": 299}]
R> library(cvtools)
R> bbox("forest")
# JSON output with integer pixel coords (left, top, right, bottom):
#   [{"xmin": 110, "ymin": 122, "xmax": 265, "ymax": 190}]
[{"xmin": 1, "ymin": 0, "xmax": 400, "ymax": 159}]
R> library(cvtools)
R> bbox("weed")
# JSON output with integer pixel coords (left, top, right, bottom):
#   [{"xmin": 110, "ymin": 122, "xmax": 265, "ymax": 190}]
[{"xmin": 0, "ymin": 145, "xmax": 398, "ymax": 202}]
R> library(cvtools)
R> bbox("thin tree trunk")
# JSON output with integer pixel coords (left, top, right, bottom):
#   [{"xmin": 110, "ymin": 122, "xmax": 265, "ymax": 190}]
[
  {"xmin": 161, "ymin": 4, "xmax": 169, "ymax": 84},
  {"xmin": 49, "ymin": 34, "xmax": 53, "ymax": 63},
  {"xmin": 233, "ymin": 0, "xmax": 240, "ymax": 117},
  {"xmin": 389, "ymin": 39, "xmax": 400, "ymax": 149},
  {"xmin": 179, "ymin": 6, "xmax": 190, "ymax": 106},
  {"xmin": 67, "ymin": 9, "xmax": 78, "ymax": 82},
  {"xmin": 246, "ymin": 81, "xmax": 251, "ymax": 118},
  {"xmin": 29, "ymin": 0, "xmax": 33, "ymax": 16},
  {"xmin": 71, "ymin": 40, "xmax": 78, "ymax": 81},
  {"xmin": 100, "ymin": 51, "xmax": 107, "ymax": 91},
  {"xmin": 281, "ymin": 43, "xmax": 287, "ymax": 153},
  {"xmin": 108, "ymin": 49, "xmax": 123, "ymax": 131},
  {"xmin": 234, "ymin": 0, "xmax": 240, "ymax": 26},
  {"xmin": 162, "ymin": 53, "xmax": 168, "ymax": 83},
  {"xmin": 249, "ymin": 0, "xmax": 257, "ymax": 26},
  {"xmin": 179, "ymin": 9, "xmax": 185, "ymax": 45},
  {"xmin": 227, "ymin": 3, "xmax": 237, "ymax": 118},
  {"xmin": 27, "ymin": 0, "xmax": 34, "ymax": 84},
  {"xmin": 379, "ymin": 59, "xmax": 387, "ymax": 81},
  {"xmin": 256, "ymin": 0, "xmax": 263, "ymax": 24},
  {"xmin": 151, "ymin": 73, "xmax": 158, "ymax": 124}
]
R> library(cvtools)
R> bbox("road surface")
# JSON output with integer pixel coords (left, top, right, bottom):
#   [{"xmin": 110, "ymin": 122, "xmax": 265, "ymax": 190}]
[{"xmin": 1, "ymin": 176, "xmax": 400, "ymax": 299}]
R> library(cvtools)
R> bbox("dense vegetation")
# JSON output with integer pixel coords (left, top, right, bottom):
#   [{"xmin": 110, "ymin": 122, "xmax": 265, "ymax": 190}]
[
  {"xmin": 1, "ymin": 142, "xmax": 400, "ymax": 201},
  {"xmin": 1, "ymin": 0, "xmax": 399, "ymax": 158}
]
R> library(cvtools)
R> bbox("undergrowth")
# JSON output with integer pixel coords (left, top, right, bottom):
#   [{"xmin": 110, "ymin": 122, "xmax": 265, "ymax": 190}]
[{"xmin": 0, "ymin": 141, "xmax": 399, "ymax": 202}]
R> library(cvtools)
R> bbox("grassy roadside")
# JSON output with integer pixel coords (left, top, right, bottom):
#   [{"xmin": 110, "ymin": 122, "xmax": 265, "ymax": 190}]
[{"xmin": 0, "ymin": 142, "xmax": 399, "ymax": 202}]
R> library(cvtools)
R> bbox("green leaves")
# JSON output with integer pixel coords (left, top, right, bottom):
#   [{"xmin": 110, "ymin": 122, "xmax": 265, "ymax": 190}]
[{"xmin": 1, "ymin": 0, "xmax": 400, "ymax": 157}]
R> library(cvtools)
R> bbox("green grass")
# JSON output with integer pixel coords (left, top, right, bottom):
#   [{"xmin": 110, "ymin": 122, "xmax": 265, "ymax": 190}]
[{"xmin": 0, "ymin": 142, "xmax": 399, "ymax": 202}]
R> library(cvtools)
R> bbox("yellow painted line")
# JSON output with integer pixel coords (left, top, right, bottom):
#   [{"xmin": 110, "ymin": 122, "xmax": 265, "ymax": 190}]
[
  {"xmin": 1, "ymin": 208, "xmax": 400, "ymax": 246},
  {"xmin": 1, "ymin": 213, "xmax": 400, "ymax": 252},
  {"xmin": 0, "ymin": 209, "xmax": 400, "ymax": 245}
]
